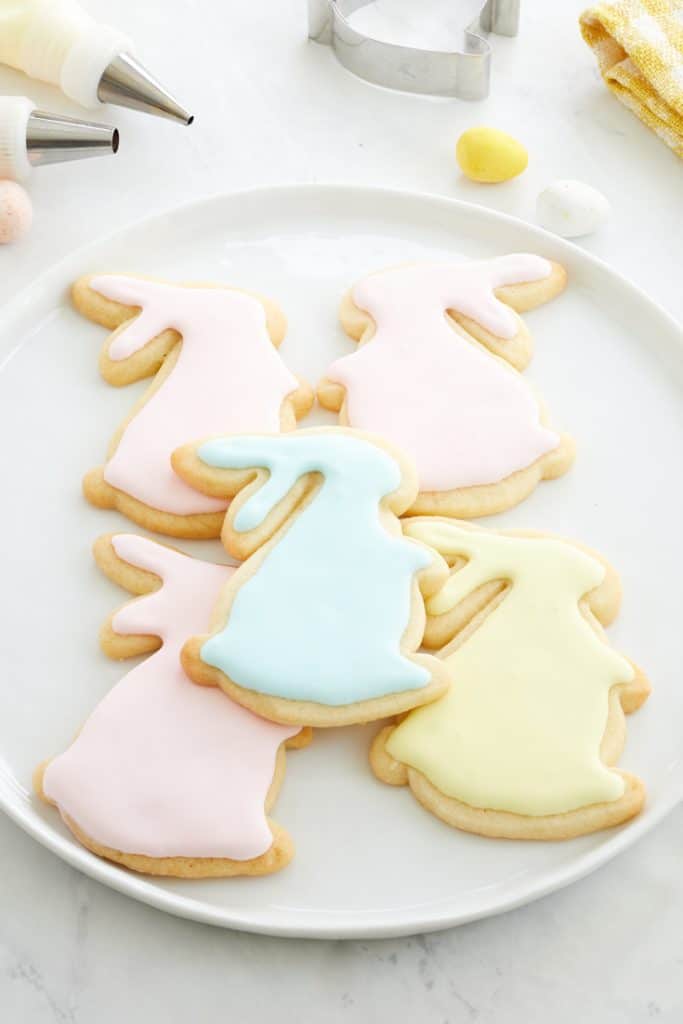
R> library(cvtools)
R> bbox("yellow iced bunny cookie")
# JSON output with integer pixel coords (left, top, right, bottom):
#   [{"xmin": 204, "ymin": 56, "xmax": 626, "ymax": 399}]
[{"xmin": 371, "ymin": 518, "xmax": 650, "ymax": 840}]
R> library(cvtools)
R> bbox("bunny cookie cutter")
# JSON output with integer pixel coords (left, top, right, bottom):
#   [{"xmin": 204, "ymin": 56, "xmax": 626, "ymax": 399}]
[{"xmin": 307, "ymin": 0, "xmax": 520, "ymax": 100}]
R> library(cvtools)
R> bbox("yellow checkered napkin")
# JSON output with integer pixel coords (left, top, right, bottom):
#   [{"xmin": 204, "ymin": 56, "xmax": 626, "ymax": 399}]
[{"xmin": 580, "ymin": 0, "xmax": 683, "ymax": 158}]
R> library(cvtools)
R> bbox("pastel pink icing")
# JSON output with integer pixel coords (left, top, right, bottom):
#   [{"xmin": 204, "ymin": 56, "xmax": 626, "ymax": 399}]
[
  {"xmin": 42, "ymin": 535, "xmax": 298, "ymax": 861},
  {"xmin": 326, "ymin": 256, "xmax": 560, "ymax": 492},
  {"xmin": 90, "ymin": 277, "xmax": 300, "ymax": 515}
]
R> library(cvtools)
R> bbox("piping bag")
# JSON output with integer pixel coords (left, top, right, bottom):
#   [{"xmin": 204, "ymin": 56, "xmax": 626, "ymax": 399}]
[
  {"xmin": 0, "ymin": 0, "xmax": 192, "ymax": 125},
  {"xmin": 0, "ymin": 96, "xmax": 117, "ymax": 180}
]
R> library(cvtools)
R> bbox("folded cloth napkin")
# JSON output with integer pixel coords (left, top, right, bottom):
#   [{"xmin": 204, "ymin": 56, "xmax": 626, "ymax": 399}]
[{"xmin": 580, "ymin": 0, "xmax": 683, "ymax": 158}]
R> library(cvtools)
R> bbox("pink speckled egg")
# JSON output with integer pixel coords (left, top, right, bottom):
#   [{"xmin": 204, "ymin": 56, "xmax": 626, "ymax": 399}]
[{"xmin": 0, "ymin": 180, "xmax": 32, "ymax": 243}]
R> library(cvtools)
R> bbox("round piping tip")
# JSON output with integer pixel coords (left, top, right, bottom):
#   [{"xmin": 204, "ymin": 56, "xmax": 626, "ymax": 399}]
[
  {"xmin": 26, "ymin": 110, "xmax": 119, "ymax": 168},
  {"xmin": 98, "ymin": 53, "xmax": 193, "ymax": 125}
]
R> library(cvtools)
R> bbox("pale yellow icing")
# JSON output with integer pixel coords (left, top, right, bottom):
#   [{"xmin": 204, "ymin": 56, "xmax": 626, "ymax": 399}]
[{"xmin": 389, "ymin": 521, "xmax": 635, "ymax": 816}]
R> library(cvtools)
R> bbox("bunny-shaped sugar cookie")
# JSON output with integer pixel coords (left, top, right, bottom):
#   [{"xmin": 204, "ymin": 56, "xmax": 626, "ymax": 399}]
[
  {"xmin": 371, "ymin": 518, "xmax": 650, "ymax": 839},
  {"xmin": 318, "ymin": 256, "xmax": 574, "ymax": 518},
  {"xmin": 36, "ymin": 534, "xmax": 307, "ymax": 877},
  {"xmin": 174, "ymin": 428, "xmax": 451, "ymax": 727},
  {"xmin": 74, "ymin": 275, "xmax": 312, "ymax": 538}
]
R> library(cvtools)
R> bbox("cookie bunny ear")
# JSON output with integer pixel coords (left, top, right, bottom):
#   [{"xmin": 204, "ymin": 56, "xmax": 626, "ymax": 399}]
[
  {"xmin": 93, "ymin": 532, "xmax": 167, "ymax": 595},
  {"xmin": 489, "ymin": 255, "xmax": 567, "ymax": 312},
  {"xmin": 95, "ymin": 532, "xmax": 228, "ymax": 660},
  {"xmin": 95, "ymin": 532, "xmax": 240, "ymax": 661},
  {"xmin": 94, "ymin": 533, "xmax": 169, "ymax": 660},
  {"xmin": 73, "ymin": 275, "xmax": 293, "ymax": 389},
  {"xmin": 173, "ymin": 434, "xmax": 330, "ymax": 561},
  {"xmin": 447, "ymin": 256, "xmax": 567, "ymax": 370},
  {"xmin": 334, "ymin": 256, "xmax": 567, "ymax": 374},
  {"xmin": 454, "ymin": 256, "xmax": 565, "ymax": 372},
  {"xmin": 73, "ymin": 274, "xmax": 180, "ymax": 387},
  {"xmin": 173, "ymin": 428, "xmax": 422, "ymax": 561},
  {"xmin": 72, "ymin": 274, "xmax": 151, "ymax": 330}
]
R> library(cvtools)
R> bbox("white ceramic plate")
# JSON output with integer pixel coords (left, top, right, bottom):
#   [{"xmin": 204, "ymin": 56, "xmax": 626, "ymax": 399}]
[{"xmin": 1, "ymin": 185, "xmax": 681, "ymax": 939}]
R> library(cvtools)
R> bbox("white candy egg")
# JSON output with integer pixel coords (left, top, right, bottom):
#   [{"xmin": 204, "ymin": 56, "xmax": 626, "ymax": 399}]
[{"xmin": 536, "ymin": 180, "xmax": 610, "ymax": 239}]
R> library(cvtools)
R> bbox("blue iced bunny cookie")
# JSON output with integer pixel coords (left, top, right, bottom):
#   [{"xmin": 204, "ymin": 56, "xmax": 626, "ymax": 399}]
[{"xmin": 174, "ymin": 428, "xmax": 451, "ymax": 727}]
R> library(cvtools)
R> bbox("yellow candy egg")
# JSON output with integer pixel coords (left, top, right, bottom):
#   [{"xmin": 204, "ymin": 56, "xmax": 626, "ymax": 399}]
[{"xmin": 456, "ymin": 127, "xmax": 528, "ymax": 183}]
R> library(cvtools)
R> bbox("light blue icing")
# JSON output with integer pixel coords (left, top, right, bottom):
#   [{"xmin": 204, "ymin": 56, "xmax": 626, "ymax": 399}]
[{"xmin": 197, "ymin": 433, "xmax": 431, "ymax": 705}]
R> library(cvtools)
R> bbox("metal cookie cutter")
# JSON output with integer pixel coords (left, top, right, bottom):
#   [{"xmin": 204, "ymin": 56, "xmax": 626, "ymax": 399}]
[{"xmin": 308, "ymin": 0, "xmax": 520, "ymax": 100}]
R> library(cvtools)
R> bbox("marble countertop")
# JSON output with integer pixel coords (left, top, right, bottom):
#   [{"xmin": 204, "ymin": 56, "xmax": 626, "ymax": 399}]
[{"xmin": 1, "ymin": 0, "xmax": 681, "ymax": 1019}]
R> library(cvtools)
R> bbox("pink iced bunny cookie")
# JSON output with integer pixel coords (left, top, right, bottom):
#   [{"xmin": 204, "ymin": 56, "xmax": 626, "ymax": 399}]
[
  {"xmin": 35, "ymin": 534, "xmax": 308, "ymax": 878},
  {"xmin": 318, "ymin": 255, "xmax": 574, "ymax": 518},
  {"xmin": 74, "ymin": 275, "xmax": 313, "ymax": 538}
]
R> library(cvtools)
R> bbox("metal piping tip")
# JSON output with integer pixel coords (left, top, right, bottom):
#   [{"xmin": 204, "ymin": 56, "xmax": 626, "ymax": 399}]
[
  {"xmin": 98, "ymin": 53, "xmax": 193, "ymax": 125},
  {"xmin": 26, "ymin": 111, "xmax": 119, "ymax": 168}
]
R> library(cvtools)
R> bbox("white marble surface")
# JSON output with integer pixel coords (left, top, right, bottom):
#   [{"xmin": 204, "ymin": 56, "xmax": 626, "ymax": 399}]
[{"xmin": 1, "ymin": 0, "xmax": 681, "ymax": 1019}]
